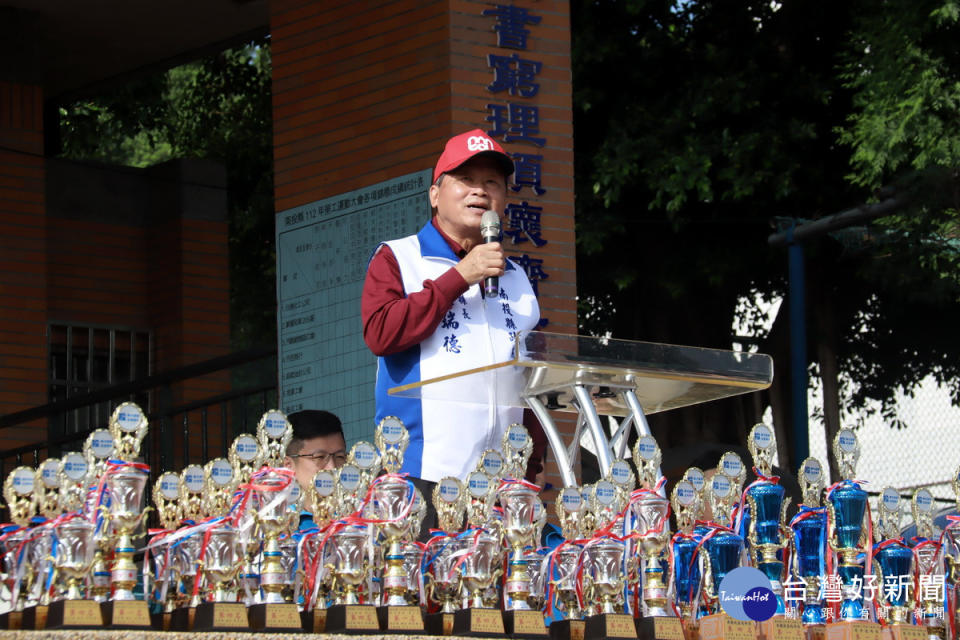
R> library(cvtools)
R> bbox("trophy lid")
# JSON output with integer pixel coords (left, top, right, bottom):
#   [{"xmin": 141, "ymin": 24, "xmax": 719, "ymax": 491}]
[
  {"xmin": 467, "ymin": 470, "xmax": 493, "ymax": 499},
  {"xmin": 349, "ymin": 441, "xmax": 381, "ymax": 472},
  {"xmin": 684, "ymin": 467, "xmax": 706, "ymax": 495},
  {"xmin": 610, "ymin": 459, "xmax": 636, "ymax": 492},
  {"xmin": 38, "ymin": 458, "xmax": 61, "ymax": 489},
  {"xmin": 718, "ymin": 451, "xmax": 746, "ymax": 487},
  {"xmin": 747, "ymin": 423, "xmax": 776, "ymax": 476},
  {"xmin": 156, "ymin": 471, "xmax": 180, "ymax": 500},
  {"xmin": 799, "ymin": 457, "xmax": 825, "ymax": 507},
  {"xmin": 60, "ymin": 451, "xmax": 89, "ymax": 483},
  {"xmin": 435, "ymin": 476, "xmax": 463, "ymax": 504},
  {"xmin": 478, "ymin": 449, "xmax": 505, "ymax": 478},
  {"xmin": 85, "ymin": 427, "xmax": 115, "ymax": 461},
  {"xmin": 110, "ymin": 401, "xmax": 147, "ymax": 433},
  {"xmin": 182, "ymin": 464, "xmax": 205, "ymax": 493},
  {"xmin": 313, "ymin": 469, "xmax": 336, "ymax": 497},
  {"xmin": 832, "ymin": 428, "xmax": 860, "ymax": 480},
  {"xmin": 206, "ymin": 457, "xmax": 234, "ymax": 488},
  {"xmin": 632, "ymin": 435, "xmax": 661, "ymax": 489}
]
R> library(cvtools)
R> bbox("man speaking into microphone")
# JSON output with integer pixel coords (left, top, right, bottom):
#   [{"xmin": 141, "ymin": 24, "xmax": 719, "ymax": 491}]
[{"xmin": 361, "ymin": 129, "xmax": 542, "ymax": 530}]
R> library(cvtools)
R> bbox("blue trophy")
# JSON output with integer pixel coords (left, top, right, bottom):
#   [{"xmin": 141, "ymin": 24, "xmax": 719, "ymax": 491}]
[
  {"xmin": 744, "ymin": 423, "xmax": 789, "ymax": 615},
  {"xmin": 826, "ymin": 428, "xmax": 869, "ymax": 622},
  {"xmin": 701, "ymin": 472, "xmax": 743, "ymax": 616},
  {"xmin": 873, "ymin": 487, "xmax": 915, "ymax": 626},
  {"xmin": 670, "ymin": 479, "xmax": 702, "ymax": 623},
  {"xmin": 789, "ymin": 456, "xmax": 827, "ymax": 626}
]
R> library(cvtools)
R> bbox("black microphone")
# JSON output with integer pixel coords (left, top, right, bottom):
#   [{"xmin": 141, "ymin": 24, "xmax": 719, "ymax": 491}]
[{"xmin": 480, "ymin": 209, "xmax": 501, "ymax": 297}]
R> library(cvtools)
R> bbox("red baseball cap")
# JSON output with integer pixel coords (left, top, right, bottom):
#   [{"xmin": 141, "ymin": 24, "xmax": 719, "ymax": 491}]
[{"xmin": 433, "ymin": 129, "xmax": 514, "ymax": 183}]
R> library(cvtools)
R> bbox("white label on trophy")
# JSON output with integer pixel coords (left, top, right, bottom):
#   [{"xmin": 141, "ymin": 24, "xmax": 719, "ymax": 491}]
[
  {"xmin": 533, "ymin": 497, "xmax": 543, "ymax": 520},
  {"xmin": 209, "ymin": 459, "xmax": 234, "ymax": 486},
  {"xmin": 594, "ymin": 480, "xmax": 616, "ymax": 506},
  {"xmin": 915, "ymin": 489, "xmax": 933, "ymax": 512},
  {"xmin": 560, "ymin": 487, "xmax": 582, "ymax": 512},
  {"xmin": 351, "ymin": 442, "xmax": 378, "ymax": 470},
  {"xmin": 837, "ymin": 429, "xmax": 857, "ymax": 453},
  {"xmin": 115, "ymin": 404, "xmax": 145, "ymax": 433},
  {"xmin": 719, "ymin": 452, "xmax": 743, "ymax": 479},
  {"xmin": 636, "ymin": 436, "xmax": 658, "ymax": 461},
  {"xmin": 112, "ymin": 568, "xmax": 137, "ymax": 582},
  {"xmin": 506, "ymin": 424, "xmax": 529, "ymax": 450},
  {"xmin": 40, "ymin": 460, "xmax": 60, "ymax": 488},
  {"xmin": 751, "ymin": 424, "xmax": 773, "ymax": 450},
  {"xmin": 610, "ymin": 459, "xmax": 633, "ymax": 487},
  {"xmin": 685, "ymin": 468, "xmax": 705, "ymax": 492},
  {"xmin": 90, "ymin": 428, "xmax": 115, "ymax": 458},
  {"xmin": 675, "ymin": 480, "xmax": 697, "ymax": 506},
  {"xmin": 481, "ymin": 450, "xmax": 504, "ymax": 476},
  {"xmin": 379, "ymin": 416, "xmax": 406, "ymax": 444},
  {"xmin": 802, "ymin": 459, "xmax": 823, "ymax": 484},
  {"xmin": 314, "ymin": 470, "xmax": 335, "ymax": 496},
  {"xmin": 438, "ymin": 477, "xmax": 461, "ymax": 503},
  {"xmin": 62, "ymin": 452, "xmax": 88, "ymax": 481},
  {"xmin": 234, "ymin": 435, "xmax": 259, "ymax": 461},
  {"xmin": 159, "ymin": 472, "xmax": 180, "ymax": 499},
  {"xmin": 882, "ymin": 487, "xmax": 900, "ymax": 511},
  {"xmin": 338, "ymin": 464, "xmax": 361, "ymax": 491},
  {"xmin": 581, "ymin": 484, "xmax": 594, "ymax": 503},
  {"xmin": 260, "ymin": 571, "xmax": 283, "ymax": 585},
  {"xmin": 468, "ymin": 471, "xmax": 491, "ymax": 498},
  {"xmin": 711, "ymin": 474, "xmax": 732, "ymax": 499},
  {"xmin": 183, "ymin": 465, "xmax": 205, "ymax": 492},
  {"xmin": 290, "ymin": 482, "xmax": 301, "ymax": 502},
  {"xmin": 263, "ymin": 410, "xmax": 289, "ymax": 438},
  {"xmin": 11, "ymin": 467, "xmax": 34, "ymax": 495}
]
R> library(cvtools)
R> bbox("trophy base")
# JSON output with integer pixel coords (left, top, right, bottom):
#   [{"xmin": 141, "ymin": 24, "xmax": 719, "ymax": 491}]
[
  {"xmin": 503, "ymin": 609, "xmax": 548, "ymax": 638},
  {"xmin": 453, "ymin": 607, "xmax": 507, "ymax": 636},
  {"xmin": 804, "ymin": 625, "xmax": 825, "ymax": 640},
  {"xmin": 549, "ymin": 618, "xmax": 586, "ymax": 640},
  {"xmin": 301, "ymin": 607, "xmax": 327, "ymax": 633},
  {"xmin": 377, "ymin": 604, "xmax": 425, "ymax": 633},
  {"xmin": 45, "ymin": 600, "xmax": 103, "ymax": 629},
  {"xmin": 636, "ymin": 615, "xmax": 685, "ymax": 639},
  {"xmin": 22, "ymin": 604, "xmax": 48, "ymax": 630},
  {"xmin": 171, "ymin": 605, "xmax": 196, "ymax": 631},
  {"xmin": 426, "ymin": 611, "xmax": 456, "ymax": 636},
  {"xmin": 584, "ymin": 613, "xmax": 638, "ymax": 639},
  {"xmin": 248, "ymin": 602, "xmax": 301, "ymax": 631},
  {"xmin": 324, "ymin": 603, "xmax": 381, "ymax": 634},
  {"xmin": 101, "ymin": 599, "xmax": 153, "ymax": 629},
  {"xmin": 757, "ymin": 617, "xmax": 803, "ymax": 640},
  {"xmin": 698, "ymin": 613, "xmax": 757, "ymax": 640},
  {"xmin": 879, "ymin": 624, "xmax": 928, "ymax": 640},
  {"xmin": 0, "ymin": 610, "xmax": 23, "ymax": 630},
  {"xmin": 150, "ymin": 610, "xmax": 172, "ymax": 631},
  {"xmin": 193, "ymin": 601, "xmax": 250, "ymax": 631},
  {"xmin": 824, "ymin": 620, "xmax": 881, "ymax": 640}
]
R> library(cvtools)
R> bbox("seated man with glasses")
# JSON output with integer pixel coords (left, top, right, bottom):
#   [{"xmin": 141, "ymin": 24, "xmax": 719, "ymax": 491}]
[{"xmin": 284, "ymin": 409, "xmax": 347, "ymax": 529}]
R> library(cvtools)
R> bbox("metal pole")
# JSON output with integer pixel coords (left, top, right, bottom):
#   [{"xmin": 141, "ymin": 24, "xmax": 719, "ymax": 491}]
[{"xmin": 787, "ymin": 226, "xmax": 809, "ymax": 467}]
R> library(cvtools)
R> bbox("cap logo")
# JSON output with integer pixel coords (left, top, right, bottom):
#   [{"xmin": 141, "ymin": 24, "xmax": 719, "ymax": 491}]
[{"xmin": 467, "ymin": 136, "xmax": 495, "ymax": 151}]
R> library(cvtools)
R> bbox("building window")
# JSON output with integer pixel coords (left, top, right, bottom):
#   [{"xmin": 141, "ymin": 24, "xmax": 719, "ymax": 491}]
[{"xmin": 48, "ymin": 324, "xmax": 152, "ymax": 435}]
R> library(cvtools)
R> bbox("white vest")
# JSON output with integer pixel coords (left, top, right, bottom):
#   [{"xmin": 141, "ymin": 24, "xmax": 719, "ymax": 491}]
[{"xmin": 374, "ymin": 222, "xmax": 539, "ymax": 482}]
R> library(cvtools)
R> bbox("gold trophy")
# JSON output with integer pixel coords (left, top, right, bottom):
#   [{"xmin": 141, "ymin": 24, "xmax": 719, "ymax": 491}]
[
  {"xmin": 24, "ymin": 459, "xmax": 61, "ymax": 629},
  {"xmin": 300, "ymin": 469, "xmax": 337, "ymax": 633},
  {"xmin": 35, "ymin": 458, "xmax": 62, "ymax": 519},
  {"xmin": 425, "ymin": 476, "xmax": 466, "ymax": 635},
  {"xmin": 149, "ymin": 471, "xmax": 181, "ymax": 630},
  {"xmin": 56, "ymin": 452, "xmax": 90, "ymax": 513},
  {"xmin": 108, "ymin": 402, "xmax": 148, "ymax": 461},
  {"xmin": 257, "ymin": 409, "xmax": 292, "ymax": 468},
  {"xmin": 367, "ymin": 416, "xmax": 422, "ymax": 632},
  {"xmin": 334, "ymin": 462, "xmax": 366, "ymax": 518},
  {"xmin": 83, "ymin": 430, "xmax": 115, "ymax": 604},
  {"xmin": 1, "ymin": 466, "xmax": 37, "ymax": 630},
  {"xmin": 583, "ymin": 478, "xmax": 634, "ymax": 640},
  {"xmin": 502, "ymin": 422, "xmax": 533, "ymax": 480},
  {"xmin": 203, "ymin": 457, "xmax": 236, "ymax": 517},
  {"xmin": 434, "ymin": 476, "xmax": 466, "ymax": 533},
  {"xmin": 349, "ymin": 440, "xmax": 382, "ymax": 492},
  {"xmin": 193, "ymin": 522, "xmax": 247, "ymax": 631},
  {"xmin": 911, "ymin": 488, "xmax": 944, "ymax": 640},
  {"xmin": 670, "ymin": 479, "xmax": 702, "ymax": 631},
  {"xmin": 684, "ymin": 467, "xmax": 706, "ymax": 499},
  {"xmin": 872, "ymin": 487, "xmax": 916, "ymax": 632},
  {"xmin": 549, "ymin": 487, "xmax": 586, "ymax": 640},
  {"xmin": 229, "ymin": 433, "xmax": 264, "ymax": 485},
  {"xmin": 101, "ymin": 461, "xmax": 152, "ymax": 628},
  {"xmin": 170, "ymin": 464, "xmax": 206, "ymax": 631}
]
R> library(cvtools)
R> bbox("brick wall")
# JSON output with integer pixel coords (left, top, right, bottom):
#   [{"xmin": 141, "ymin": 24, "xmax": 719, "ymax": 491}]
[
  {"xmin": 0, "ymin": 81, "xmax": 47, "ymax": 453},
  {"xmin": 270, "ymin": 0, "xmax": 578, "ymax": 493}
]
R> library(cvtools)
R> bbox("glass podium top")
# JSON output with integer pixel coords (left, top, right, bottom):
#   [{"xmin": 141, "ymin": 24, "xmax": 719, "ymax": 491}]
[{"xmin": 388, "ymin": 331, "xmax": 773, "ymax": 415}]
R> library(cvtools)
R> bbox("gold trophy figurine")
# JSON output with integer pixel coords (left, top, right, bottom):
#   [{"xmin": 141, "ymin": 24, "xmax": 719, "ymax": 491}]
[
  {"xmin": 256, "ymin": 409, "xmax": 292, "ymax": 468},
  {"xmin": 83, "ymin": 431, "xmax": 114, "ymax": 604},
  {"xmin": 229, "ymin": 433, "xmax": 263, "ymax": 486},
  {"xmin": 108, "ymin": 402, "xmax": 148, "ymax": 461},
  {"xmin": 502, "ymin": 423, "xmax": 533, "ymax": 481},
  {"xmin": 477, "ymin": 449, "xmax": 505, "ymax": 480},
  {"xmin": 56, "ymin": 452, "xmax": 90, "ymax": 514},
  {"xmin": 179, "ymin": 464, "xmax": 207, "ymax": 523},
  {"xmin": 434, "ymin": 476, "xmax": 466, "ymax": 533},
  {"xmin": 912, "ymin": 487, "xmax": 945, "ymax": 640},
  {"xmin": 151, "ymin": 469, "xmax": 183, "ymax": 630},
  {"xmin": 84, "ymin": 427, "xmax": 115, "ymax": 482},
  {"xmin": 203, "ymin": 458, "xmax": 236, "ymax": 517},
  {"xmin": 348, "ymin": 440, "xmax": 382, "ymax": 492},
  {"xmin": 2, "ymin": 466, "xmax": 37, "ymax": 628},
  {"xmin": 465, "ymin": 469, "xmax": 497, "ymax": 529},
  {"xmin": 35, "ymin": 458, "xmax": 62, "ymax": 519}
]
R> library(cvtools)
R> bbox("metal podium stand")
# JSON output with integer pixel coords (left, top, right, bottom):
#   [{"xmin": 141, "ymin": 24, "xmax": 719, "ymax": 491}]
[{"xmin": 388, "ymin": 331, "xmax": 773, "ymax": 488}]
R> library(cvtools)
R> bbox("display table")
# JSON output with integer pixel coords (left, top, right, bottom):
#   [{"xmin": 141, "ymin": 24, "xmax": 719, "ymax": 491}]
[{"xmin": 4, "ymin": 632, "xmax": 510, "ymax": 640}]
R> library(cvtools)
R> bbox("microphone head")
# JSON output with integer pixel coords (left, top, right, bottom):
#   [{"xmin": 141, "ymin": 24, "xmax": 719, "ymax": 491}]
[{"xmin": 480, "ymin": 210, "xmax": 501, "ymax": 238}]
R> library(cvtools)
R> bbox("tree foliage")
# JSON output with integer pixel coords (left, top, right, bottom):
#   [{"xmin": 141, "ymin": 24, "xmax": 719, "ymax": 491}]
[{"xmin": 58, "ymin": 40, "xmax": 275, "ymax": 349}]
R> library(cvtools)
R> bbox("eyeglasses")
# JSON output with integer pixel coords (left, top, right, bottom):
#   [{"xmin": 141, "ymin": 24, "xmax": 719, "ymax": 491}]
[{"xmin": 288, "ymin": 450, "xmax": 348, "ymax": 466}]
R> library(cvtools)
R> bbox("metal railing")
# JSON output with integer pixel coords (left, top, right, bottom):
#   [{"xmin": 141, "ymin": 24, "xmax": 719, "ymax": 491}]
[{"xmin": 0, "ymin": 346, "xmax": 278, "ymax": 481}]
